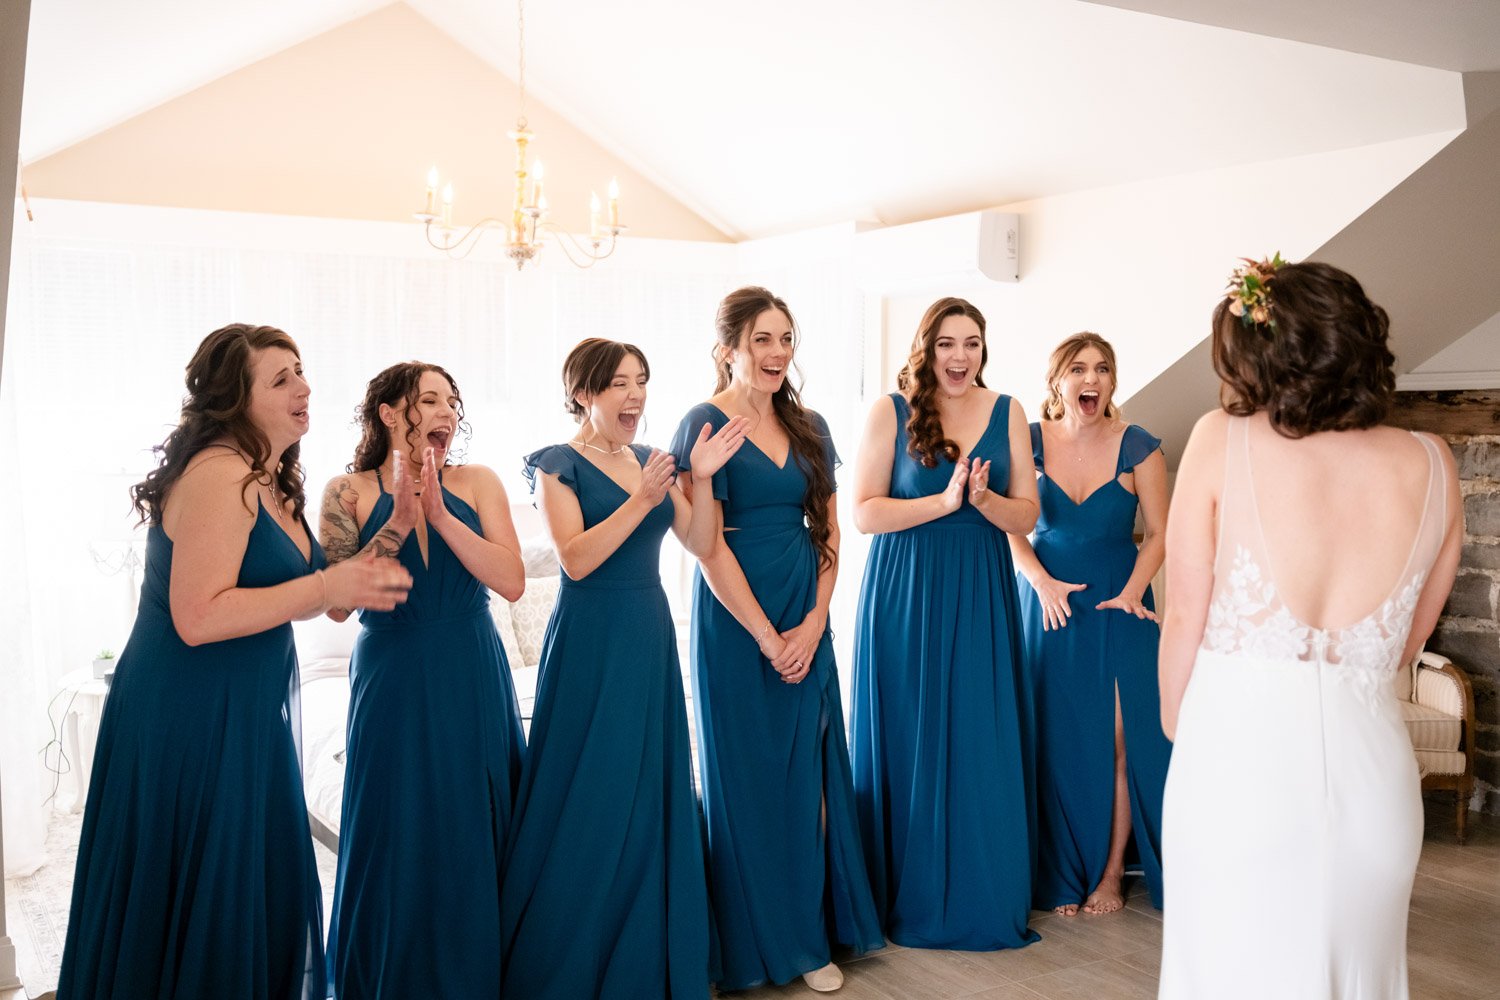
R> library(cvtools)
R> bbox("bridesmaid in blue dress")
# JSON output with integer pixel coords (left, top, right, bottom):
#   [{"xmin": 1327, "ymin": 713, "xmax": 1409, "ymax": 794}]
[
  {"xmin": 500, "ymin": 338, "xmax": 747, "ymax": 1000},
  {"xmin": 58, "ymin": 324, "xmax": 411, "ymax": 1000},
  {"xmin": 848, "ymin": 297, "xmax": 1041, "ymax": 950},
  {"xmin": 669, "ymin": 286, "xmax": 884, "ymax": 994},
  {"xmin": 1009, "ymin": 332, "xmax": 1173, "ymax": 915},
  {"xmin": 319, "ymin": 362, "xmax": 527, "ymax": 999}
]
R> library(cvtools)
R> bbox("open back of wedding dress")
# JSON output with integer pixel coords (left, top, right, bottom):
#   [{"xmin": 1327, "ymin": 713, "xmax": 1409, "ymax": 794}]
[{"xmin": 1159, "ymin": 416, "xmax": 1446, "ymax": 1000}]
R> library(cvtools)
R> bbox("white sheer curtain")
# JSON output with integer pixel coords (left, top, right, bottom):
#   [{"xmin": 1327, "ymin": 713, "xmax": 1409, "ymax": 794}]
[{"xmin": 0, "ymin": 205, "xmax": 869, "ymax": 873}]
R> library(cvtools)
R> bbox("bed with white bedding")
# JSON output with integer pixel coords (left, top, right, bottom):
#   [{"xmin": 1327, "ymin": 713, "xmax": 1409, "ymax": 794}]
[{"xmin": 291, "ymin": 538, "xmax": 559, "ymax": 850}]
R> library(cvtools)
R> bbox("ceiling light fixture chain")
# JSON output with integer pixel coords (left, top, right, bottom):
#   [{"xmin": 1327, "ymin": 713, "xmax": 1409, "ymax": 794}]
[
  {"xmin": 516, "ymin": 0, "xmax": 527, "ymax": 129},
  {"xmin": 413, "ymin": 0, "xmax": 626, "ymax": 269}
]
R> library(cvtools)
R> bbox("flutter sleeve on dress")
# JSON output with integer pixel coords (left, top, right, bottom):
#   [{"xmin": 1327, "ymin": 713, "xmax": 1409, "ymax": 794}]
[
  {"xmin": 669, "ymin": 404, "xmax": 731, "ymax": 502},
  {"xmin": 1118, "ymin": 425, "xmax": 1163, "ymax": 474},
  {"xmin": 811, "ymin": 410, "xmax": 842, "ymax": 490},
  {"xmin": 522, "ymin": 444, "xmax": 579, "ymax": 499}
]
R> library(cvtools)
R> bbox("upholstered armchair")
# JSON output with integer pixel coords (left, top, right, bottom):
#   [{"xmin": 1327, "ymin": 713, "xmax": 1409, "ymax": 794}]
[{"xmin": 1397, "ymin": 651, "xmax": 1478, "ymax": 843}]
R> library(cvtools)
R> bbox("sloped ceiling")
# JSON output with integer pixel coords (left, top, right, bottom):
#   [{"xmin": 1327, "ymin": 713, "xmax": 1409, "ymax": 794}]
[
  {"xmin": 19, "ymin": 0, "xmax": 1472, "ymax": 240},
  {"xmin": 1081, "ymin": 0, "xmax": 1500, "ymax": 72}
]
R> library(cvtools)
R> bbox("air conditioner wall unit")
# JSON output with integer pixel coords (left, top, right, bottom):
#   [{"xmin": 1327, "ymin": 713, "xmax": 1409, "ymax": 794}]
[{"xmin": 853, "ymin": 209, "xmax": 1019, "ymax": 292}]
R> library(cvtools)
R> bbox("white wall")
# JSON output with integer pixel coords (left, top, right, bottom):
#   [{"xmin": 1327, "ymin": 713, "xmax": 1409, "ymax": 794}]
[{"xmin": 878, "ymin": 130, "xmax": 1461, "ymax": 420}]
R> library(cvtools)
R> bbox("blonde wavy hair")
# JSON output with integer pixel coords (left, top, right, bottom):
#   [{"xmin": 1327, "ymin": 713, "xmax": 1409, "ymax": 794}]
[{"xmin": 1041, "ymin": 332, "xmax": 1121, "ymax": 422}]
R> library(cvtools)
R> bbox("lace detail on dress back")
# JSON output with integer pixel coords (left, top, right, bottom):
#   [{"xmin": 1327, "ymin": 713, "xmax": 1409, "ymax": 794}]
[{"xmin": 1201, "ymin": 418, "xmax": 1444, "ymax": 673}]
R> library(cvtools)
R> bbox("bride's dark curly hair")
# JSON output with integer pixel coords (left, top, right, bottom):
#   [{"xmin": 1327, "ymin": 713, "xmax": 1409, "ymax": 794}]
[
  {"xmin": 712, "ymin": 286, "xmax": 838, "ymax": 571},
  {"xmin": 349, "ymin": 361, "xmax": 470, "ymax": 472},
  {"xmin": 896, "ymin": 297, "xmax": 988, "ymax": 467},
  {"xmin": 1213, "ymin": 260, "xmax": 1394, "ymax": 438},
  {"xmin": 130, "ymin": 324, "xmax": 307, "ymax": 525}
]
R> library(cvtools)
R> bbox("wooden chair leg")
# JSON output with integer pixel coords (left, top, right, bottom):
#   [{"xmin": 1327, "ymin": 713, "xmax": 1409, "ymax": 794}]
[{"xmin": 1456, "ymin": 790, "xmax": 1468, "ymax": 845}]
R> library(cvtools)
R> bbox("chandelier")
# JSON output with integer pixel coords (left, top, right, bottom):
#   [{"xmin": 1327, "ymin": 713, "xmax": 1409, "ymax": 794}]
[{"xmin": 415, "ymin": 0, "xmax": 625, "ymax": 269}]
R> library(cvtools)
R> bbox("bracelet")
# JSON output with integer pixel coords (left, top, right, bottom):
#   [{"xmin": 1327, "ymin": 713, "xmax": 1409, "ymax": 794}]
[
  {"xmin": 753, "ymin": 618, "xmax": 773, "ymax": 646},
  {"xmin": 315, "ymin": 568, "xmax": 328, "ymax": 609}
]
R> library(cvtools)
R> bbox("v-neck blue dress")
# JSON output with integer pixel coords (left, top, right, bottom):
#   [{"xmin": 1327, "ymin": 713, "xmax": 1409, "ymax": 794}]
[
  {"xmin": 58, "ymin": 500, "xmax": 328, "ymax": 1000},
  {"xmin": 327, "ymin": 468, "xmax": 525, "ymax": 1000},
  {"xmin": 670, "ymin": 404, "xmax": 883, "ymax": 991},
  {"xmin": 499, "ymin": 444, "xmax": 712, "ymax": 1000},
  {"xmin": 849, "ymin": 392, "xmax": 1039, "ymax": 950},
  {"xmin": 1019, "ymin": 422, "xmax": 1172, "ymax": 911}
]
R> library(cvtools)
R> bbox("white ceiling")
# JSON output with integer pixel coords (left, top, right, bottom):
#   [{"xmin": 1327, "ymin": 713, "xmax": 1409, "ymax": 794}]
[{"xmin": 20, "ymin": 0, "xmax": 1480, "ymax": 239}]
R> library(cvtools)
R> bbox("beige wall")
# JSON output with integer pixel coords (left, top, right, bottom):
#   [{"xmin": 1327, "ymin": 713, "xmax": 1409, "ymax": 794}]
[{"xmin": 20, "ymin": 2, "xmax": 729, "ymax": 242}]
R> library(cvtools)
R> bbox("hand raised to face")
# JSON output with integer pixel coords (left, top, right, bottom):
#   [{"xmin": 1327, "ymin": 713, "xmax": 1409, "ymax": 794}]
[{"xmin": 689, "ymin": 416, "xmax": 750, "ymax": 481}]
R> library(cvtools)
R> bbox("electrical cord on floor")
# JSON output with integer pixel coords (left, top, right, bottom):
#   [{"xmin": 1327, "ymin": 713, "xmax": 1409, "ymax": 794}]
[{"xmin": 38, "ymin": 685, "xmax": 81, "ymax": 807}]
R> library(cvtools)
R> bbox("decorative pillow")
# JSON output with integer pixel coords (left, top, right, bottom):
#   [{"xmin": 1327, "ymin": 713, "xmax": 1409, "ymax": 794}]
[
  {"xmin": 521, "ymin": 536, "xmax": 560, "ymax": 578},
  {"xmin": 511, "ymin": 575, "xmax": 561, "ymax": 667},
  {"xmin": 490, "ymin": 594, "xmax": 526, "ymax": 671},
  {"xmin": 292, "ymin": 613, "xmax": 359, "ymax": 662}
]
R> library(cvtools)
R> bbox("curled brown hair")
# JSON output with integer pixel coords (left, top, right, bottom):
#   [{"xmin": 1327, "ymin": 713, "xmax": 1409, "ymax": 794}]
[
  {"xmin": 1212, "ymin": 260, "xmax": 1394, "ymax": 438},
  {"xmin": 1041, "ymin": 332, "xmax": 1121, "ymax": 422},
  {"xmin": 562, "ymin": 338, "xmax": 650, "ymax": 421},
  {"xmin": 349, "ymin": 361, "xmax": 469, "ymax": 472},
  {"xmin": 713, "ymin": 286, "xmax": 837, "ymax": 571},
  {"xmin": 131, "ymin": 324, "xmax": 307, "ymax": 525},
  {"xmin": 896, "ymin": 297, "xmax": 989, "ymax": 467}
]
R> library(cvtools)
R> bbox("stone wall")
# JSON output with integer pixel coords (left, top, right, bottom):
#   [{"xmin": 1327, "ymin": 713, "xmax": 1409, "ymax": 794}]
[{"xmin": 1391, "ymin": 390, "xmax": 1500, "ymax": 814}]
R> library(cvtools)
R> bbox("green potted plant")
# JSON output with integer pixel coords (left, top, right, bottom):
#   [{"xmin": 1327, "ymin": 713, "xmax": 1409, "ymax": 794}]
[{"xmin": 92, "ymin": 648, "xmax": 116, "ymax": 679}]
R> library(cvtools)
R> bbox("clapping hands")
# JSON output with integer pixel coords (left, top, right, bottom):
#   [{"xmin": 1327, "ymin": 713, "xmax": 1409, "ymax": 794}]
[
  {"xmin": 632, "ymin": 449, "xmax": 677, "ymax": 507},
  {"xmin": 388, "ymin": 450, "xmax": 418, "ymax": 534},
  {"xmin": 419, "ymin": 447, "xmax": 451, "ymax": 527},
  {"xmin": 940, "ymin": 457, "xmax": 970, "ymax": 513}
]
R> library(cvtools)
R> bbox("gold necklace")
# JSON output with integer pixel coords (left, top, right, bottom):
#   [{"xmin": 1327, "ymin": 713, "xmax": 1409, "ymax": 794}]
[{"xmin": 574, "ymin": 434, "xmax": 625, "ymax": 456}]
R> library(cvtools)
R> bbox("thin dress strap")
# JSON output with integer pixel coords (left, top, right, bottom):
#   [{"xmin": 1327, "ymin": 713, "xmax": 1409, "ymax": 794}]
[{"xmin": 1203, "ymin": 417, "xmax": 1444, "ymax": 670}]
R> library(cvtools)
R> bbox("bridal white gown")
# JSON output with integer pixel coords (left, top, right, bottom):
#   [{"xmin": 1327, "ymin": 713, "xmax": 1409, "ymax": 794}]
[{"xmin": 1159, "ymin": 418, "xmax": 1446, "ymax": 1000}]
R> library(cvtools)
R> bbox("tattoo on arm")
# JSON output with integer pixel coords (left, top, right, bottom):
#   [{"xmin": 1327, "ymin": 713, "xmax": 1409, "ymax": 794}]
[
  {"xmin": 320, "ymin": 477, "xmax": 363, "ymax": 564},
  {"xmin": 363, "ymin": 525, "xmax": 405, "ymax": 560}
]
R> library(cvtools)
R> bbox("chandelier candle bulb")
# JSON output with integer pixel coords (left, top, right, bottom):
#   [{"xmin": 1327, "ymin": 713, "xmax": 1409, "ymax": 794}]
[
  {"xmin": 413, "ymin": 0, "xmax": 624, "ymax": 267},
  {"xmin": 424, "ymin": 166, "xmax": 439, "ymax": 216}
]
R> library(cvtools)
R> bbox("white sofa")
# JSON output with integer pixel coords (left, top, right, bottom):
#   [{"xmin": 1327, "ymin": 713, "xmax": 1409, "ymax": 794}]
[{"xmin": 292, "ymin": 538, "xmax": 562, "ymax": 848}]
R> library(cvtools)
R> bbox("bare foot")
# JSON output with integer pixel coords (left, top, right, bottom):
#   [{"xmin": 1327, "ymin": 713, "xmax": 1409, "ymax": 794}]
[
  {"xmin": 1053, "ymin": 902, "xmax": 1081, "ymax": 916},
  {"xmin": 1082, "ymin": 871, "xmax": 1125, "ymax": 915}
]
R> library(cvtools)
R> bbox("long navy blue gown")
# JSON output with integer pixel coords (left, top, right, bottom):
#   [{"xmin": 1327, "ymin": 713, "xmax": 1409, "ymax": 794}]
[
  {"xmin": 499, "ymin": 444, "xmax": 712, "ymax": 1000},
  {"xmin": 327, "ymin": 469, "xmax": 524, "ymax": 999},
  {"xmin": 1019, "ymin": 422, "xmax": 1172, "ymax": 911},
  {"xmin": 58, "ymin": 501, "xmax": 328, "ymax": 1000},
  {"xmin": 849, "ymin": 392, "xmax": 1038, "ymax": 950},
  {"xmin": 670, "ymin": 403, "xmax": 883, "ymax": 991}
]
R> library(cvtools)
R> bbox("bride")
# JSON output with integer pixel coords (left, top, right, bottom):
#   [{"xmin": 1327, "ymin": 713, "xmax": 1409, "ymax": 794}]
[{"xmin": 1157, "ymin": 257, "xmax": 1462, "ymax": 999}]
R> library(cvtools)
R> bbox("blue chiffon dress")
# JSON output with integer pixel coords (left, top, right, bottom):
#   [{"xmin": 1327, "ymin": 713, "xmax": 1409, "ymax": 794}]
[
  {"xmin": 850, "ymin": 392, "xmax": 1038, "ymax": 950},
  {"xmin": 498, "ymin": 444, "xmax": 712, "ymax": 1000},
  {"xmin": 327, "ymin": 469, "xmax": 524, "ymax": 999},
  {"xmin": 57, "ymin": 501, "xmax": 327, "ymax": 1000},
  {"xmin": 1018, "ymin": 422, "xmax": 1172, "ymax": 911},
  {"xmin": 669, "ymin": 403, "xmax": 884, "ymax": 991}
]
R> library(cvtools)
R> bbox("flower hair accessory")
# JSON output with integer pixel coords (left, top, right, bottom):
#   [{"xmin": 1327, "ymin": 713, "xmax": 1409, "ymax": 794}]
[{"xmin": 1225, "ymin": 252, "xmax": 1287, "ymax": 329}]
